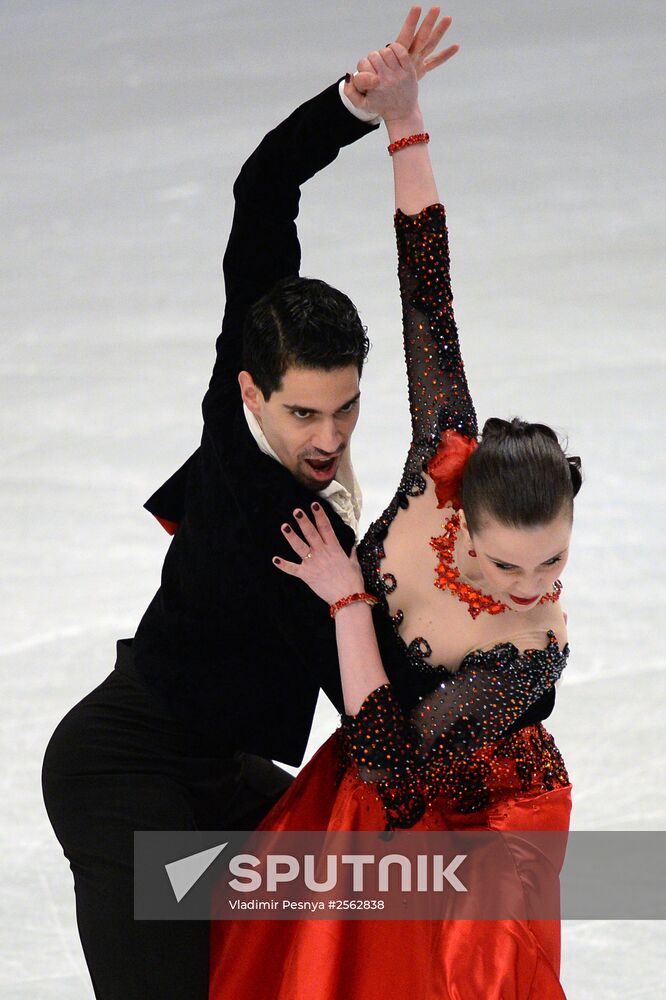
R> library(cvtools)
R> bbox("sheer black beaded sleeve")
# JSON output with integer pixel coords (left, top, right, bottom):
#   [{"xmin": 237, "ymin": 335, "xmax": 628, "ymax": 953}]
[
  {"xmin": 340, "ymin": 632, "xmax": 569, "ymax": 829},
  {"xmin": 358, "ymin": 203, "xmax": 478, "ymax": 691},
  {"xmin": 395, "ymin": 203, "xmax": 477, "ymax": 453}
]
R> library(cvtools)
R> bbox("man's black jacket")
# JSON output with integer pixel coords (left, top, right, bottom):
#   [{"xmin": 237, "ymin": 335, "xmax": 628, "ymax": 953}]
[{"xmin": 132, "ymin": 83, "xmax": 380, "ymax": 766}]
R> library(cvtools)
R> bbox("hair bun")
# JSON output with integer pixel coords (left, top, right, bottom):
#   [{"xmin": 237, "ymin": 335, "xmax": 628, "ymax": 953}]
[
  {"xmin": 481, "ymin": 417, "xmax": 561, "ymax": 446},
  {"xmin": 567, "ymin": 455, "xmax": 583, "ymax": 497},
  {"xmin": 480, "ymin": 417, "xmax": 513, "ymax": 441}
]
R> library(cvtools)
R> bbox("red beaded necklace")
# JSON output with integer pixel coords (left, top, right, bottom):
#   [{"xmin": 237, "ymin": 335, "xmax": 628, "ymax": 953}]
[{"xmin": 430, "ymin": 511, "xmax": 562, "ymax": 620}]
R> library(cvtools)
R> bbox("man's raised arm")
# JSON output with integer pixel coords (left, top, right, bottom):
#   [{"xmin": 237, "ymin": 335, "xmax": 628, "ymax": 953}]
[{"xmin": 202, "ymin": 81, "xmax": 379, "ymax": 420}]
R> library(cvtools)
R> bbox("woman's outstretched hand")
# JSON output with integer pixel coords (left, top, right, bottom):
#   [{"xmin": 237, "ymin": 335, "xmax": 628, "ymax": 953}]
[
  {"xmin": 344, "ymin": 6, "xmax": 459, "ymax": 120},
  {"xmin": 273, "ymin": 503, "xmax": 365, "ymax": 606}
]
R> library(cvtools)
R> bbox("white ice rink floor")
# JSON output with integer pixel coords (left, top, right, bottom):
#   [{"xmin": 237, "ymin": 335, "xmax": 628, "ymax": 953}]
[{"xmin": 2, "ymin": 1, "xmax": 664, "ymax": 996}]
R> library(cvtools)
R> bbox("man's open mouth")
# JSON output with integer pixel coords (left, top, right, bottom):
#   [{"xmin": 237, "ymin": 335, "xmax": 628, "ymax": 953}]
[{"xmin": 304, "ymin": 456, "xmax": 339, "ymax": 480}]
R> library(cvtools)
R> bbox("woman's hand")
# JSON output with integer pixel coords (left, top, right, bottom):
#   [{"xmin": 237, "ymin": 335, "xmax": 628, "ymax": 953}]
[
  {"xmin": 344, "ymin": 6, "xmax": 459, "ymax": 120},
  {"xmin": 394, "ymin": 5, "xmax": 458, "ymax": 82},
  {"xmin": 276, "ymin": 504, "xmax": 389, "ymax": 714},
  {"xmin": 273, "ymin": 503, "xmax": 365, "ymax": 606}
]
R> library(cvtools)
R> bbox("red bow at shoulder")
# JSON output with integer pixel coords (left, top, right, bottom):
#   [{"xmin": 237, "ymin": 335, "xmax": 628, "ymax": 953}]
[{"xmin": 426, "ymin": 430, "xmax": 478, "ymax": 510}]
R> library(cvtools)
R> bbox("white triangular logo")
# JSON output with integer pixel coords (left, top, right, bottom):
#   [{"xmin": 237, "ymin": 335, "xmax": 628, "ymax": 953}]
[{"xmin": 165, "ymin": 842, "xmax": 228, "ymax": 902}]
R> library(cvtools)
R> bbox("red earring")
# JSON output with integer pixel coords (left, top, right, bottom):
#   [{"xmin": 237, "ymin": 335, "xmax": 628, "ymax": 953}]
[{"xmin": 468, "ymin": 549, "xmax": 477, "ymax": 557}]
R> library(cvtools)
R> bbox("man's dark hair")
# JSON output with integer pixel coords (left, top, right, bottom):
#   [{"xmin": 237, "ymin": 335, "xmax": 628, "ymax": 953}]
[
  {"xmin": 461, "ymin": 417, "xmax": 583, "ymax": 534},
  {"xmin": 242, "ymin": 275, "xmax": 370, "ymax": 399}
]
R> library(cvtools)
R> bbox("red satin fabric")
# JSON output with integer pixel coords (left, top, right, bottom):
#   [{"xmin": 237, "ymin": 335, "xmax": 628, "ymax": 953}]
[{"xmin": 209, "ymin": 730, "xmax": 571, "ymax": 1000}]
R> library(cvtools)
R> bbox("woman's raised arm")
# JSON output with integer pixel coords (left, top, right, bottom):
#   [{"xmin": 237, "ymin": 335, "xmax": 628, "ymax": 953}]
[
  {"xmin": 349, "ymin": 10, "xmax": 477, "ymax": 482},
  {"xmin": 346, "ymin": 6, "xmax": 458, "ymax": 214}
]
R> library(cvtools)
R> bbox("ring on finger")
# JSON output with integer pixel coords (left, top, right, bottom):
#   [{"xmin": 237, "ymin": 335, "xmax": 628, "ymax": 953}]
[{"xmin": 304, "ymin": 551, "xmax": 313, "ymax": 560}]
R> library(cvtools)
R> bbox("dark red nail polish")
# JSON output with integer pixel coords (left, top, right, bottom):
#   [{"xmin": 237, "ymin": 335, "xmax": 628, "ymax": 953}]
[
  {"xmin": 312, "ymin": 502, "xmax": 320, "ymax": 511},
  {"xmin": 295, "ymin": 510, "xmax": 303, "ymax": 519},
  {"xmin": 283, "ymin": 525, "xmax": 292, "ymax": 533},
  {"xmin": 273, "ymin": 557, "xmax": 280, "ymax": 564}
]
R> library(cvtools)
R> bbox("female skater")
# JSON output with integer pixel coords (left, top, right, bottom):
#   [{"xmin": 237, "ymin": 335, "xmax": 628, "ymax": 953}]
[{"xmin": 210, "ymin": 9, "xmax": 578, "ymax": 998}]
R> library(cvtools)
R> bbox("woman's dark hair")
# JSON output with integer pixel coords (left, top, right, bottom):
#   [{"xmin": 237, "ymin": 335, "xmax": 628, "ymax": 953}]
[
  {"xmin": 242, "ymin": 275, "xmax": 370, "ymax": 399},
  {"xmin": 461, "ymin": 417, "xmax": 583, "ymax": 535}
]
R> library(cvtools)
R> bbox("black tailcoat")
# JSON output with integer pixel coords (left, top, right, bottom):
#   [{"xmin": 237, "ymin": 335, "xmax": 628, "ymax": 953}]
[{"xmin": 132, "ymin": 83, "xmax": 379, "ymax": 766}]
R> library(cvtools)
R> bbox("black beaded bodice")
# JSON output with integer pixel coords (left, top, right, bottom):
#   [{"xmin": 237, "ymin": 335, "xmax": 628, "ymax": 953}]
[{"xmin": 339, "ymin": 632, "xmax": 569, "ymax": 829}]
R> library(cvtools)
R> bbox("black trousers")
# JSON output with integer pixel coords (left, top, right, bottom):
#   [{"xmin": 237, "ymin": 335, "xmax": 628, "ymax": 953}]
[{"xmin": 42, "ymin": 639, "xmax": 293, "ymax": 1000}]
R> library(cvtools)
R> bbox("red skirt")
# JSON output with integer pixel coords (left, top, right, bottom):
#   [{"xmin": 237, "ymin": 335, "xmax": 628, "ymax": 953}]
[{"xmin": 209, "ymin": 725, "xmax": 572, "ymax": 1000}]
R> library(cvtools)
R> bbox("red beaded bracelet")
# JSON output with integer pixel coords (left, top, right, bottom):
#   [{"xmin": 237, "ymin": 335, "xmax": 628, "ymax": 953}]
[
  {"xmin": 329, "ymin": 592, "xmax": 379, "ymax": 618},
  {"xmin": 387, "ymin": 132, "xmax": 430, "ymax": 156}
]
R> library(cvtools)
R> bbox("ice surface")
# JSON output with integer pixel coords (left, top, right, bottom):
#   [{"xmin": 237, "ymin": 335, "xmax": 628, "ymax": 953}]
[{"xmin": 2, "ymin": 1, "xmax": 664, "ymax": 995}]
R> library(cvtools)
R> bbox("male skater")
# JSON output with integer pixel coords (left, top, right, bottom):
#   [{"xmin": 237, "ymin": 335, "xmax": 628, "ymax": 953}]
[{"xmin": 42, "ymin": 73, "xmax": 381, "ymax": 999}]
